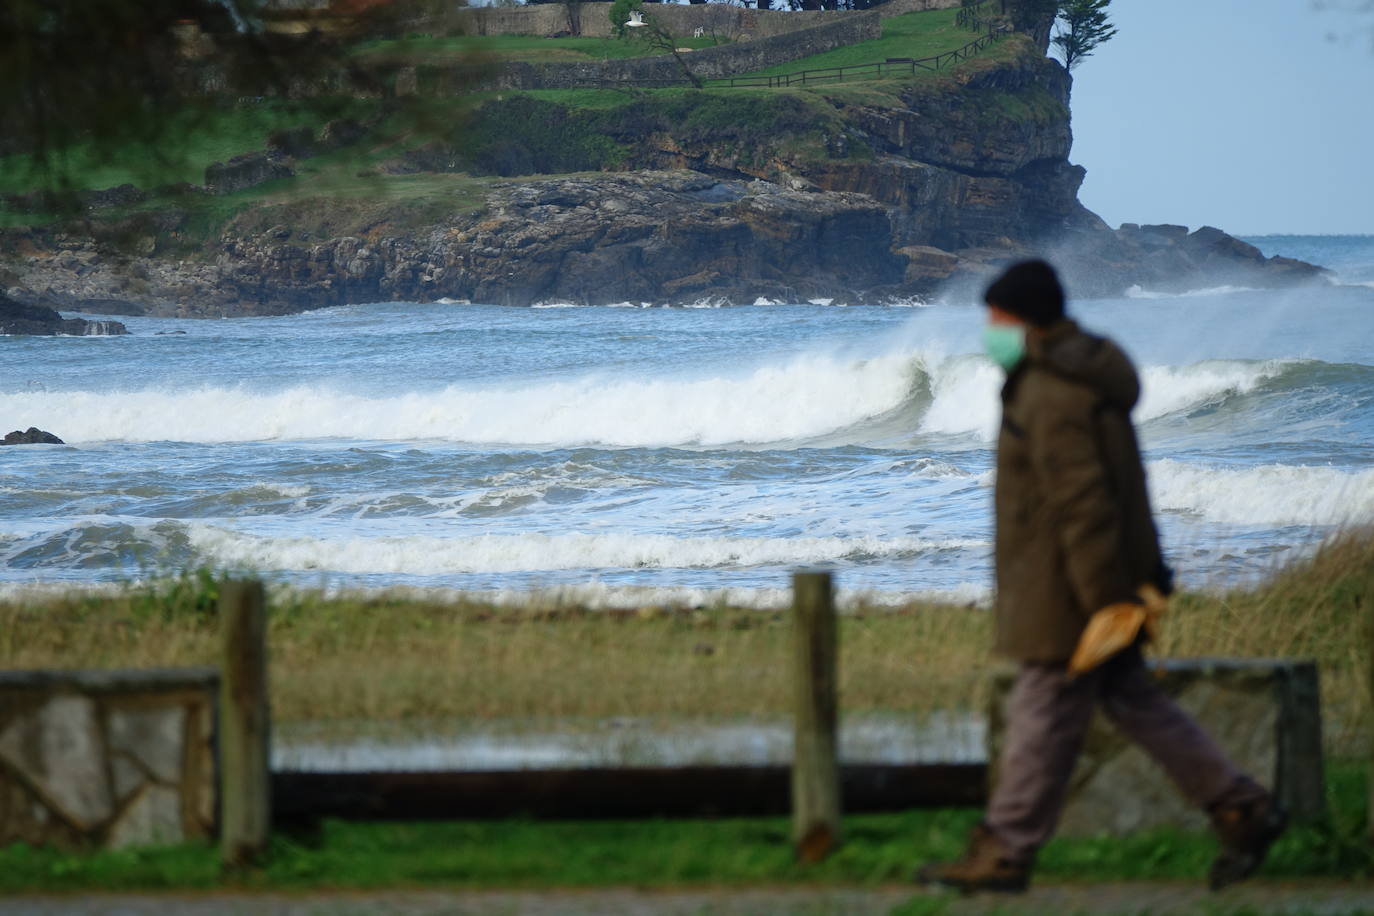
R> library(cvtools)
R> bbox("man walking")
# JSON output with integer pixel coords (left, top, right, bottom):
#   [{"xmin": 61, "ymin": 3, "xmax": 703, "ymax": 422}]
[{"xmin": 918, "ymin": 260, "xmax": 1286, "ymax": 893}]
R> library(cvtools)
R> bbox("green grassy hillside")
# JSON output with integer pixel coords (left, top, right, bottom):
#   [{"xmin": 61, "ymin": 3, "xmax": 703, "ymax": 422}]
[
  {"xmin": 0, "ymin": 8, "xmax": 996, "ymax": 198},
  {"xmin": 0, "ymin": 10, "xmax": 1032, "ymax": 250}
]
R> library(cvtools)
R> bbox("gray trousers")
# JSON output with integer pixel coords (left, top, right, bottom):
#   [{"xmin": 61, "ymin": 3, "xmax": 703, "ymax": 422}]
[{"xmin": 986, "ymin": 646, "xmax": 1266, "ymax": 864}]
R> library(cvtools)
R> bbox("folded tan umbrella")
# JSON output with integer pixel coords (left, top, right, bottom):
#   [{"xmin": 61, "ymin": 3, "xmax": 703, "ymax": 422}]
[{"xmin": 1067, "ymin": 583, "xmax": 1169, "ymax": 677}]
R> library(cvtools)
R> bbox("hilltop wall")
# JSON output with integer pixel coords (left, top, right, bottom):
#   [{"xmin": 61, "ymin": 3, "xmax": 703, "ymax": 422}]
[
  {"xmin": 466, "ymin": 12, "xmax": 880, "ymax": 90},
  {"xmin": 454, "ymin": 2, "xmax": 951, "ymax": 40},
  {"xmin": 874, "ymin": 0, "xmax": 963, "ymax": 16}
]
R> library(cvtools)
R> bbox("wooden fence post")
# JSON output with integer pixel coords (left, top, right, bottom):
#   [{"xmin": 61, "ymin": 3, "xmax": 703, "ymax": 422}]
[
  {"xmin": 220, "ymin": 578, "xmax": 271, "ymax": 870},
  {"xmin": 791, "ymin": 570, "xmax": 840, "ymax": 863}
]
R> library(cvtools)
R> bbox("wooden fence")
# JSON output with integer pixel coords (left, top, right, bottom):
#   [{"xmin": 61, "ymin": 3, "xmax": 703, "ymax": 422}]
[
  {"xmin": 215, "ymin": 570, "xmax": 988, "ymax": 869},
  {"xmin": 216, "ymin": 566, "xmax": 1355, "ymax": 870},
  {"xmin": 567, "ymin": 24, "xmax": 1009, "ymax": 91},
  {"xmin": 702, "ymin": 24, "xmax": 1009, "ymax": 88}
]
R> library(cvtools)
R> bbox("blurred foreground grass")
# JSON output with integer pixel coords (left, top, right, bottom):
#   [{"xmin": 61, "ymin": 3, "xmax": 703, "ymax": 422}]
[
  {"xmin": 1, "ymin": 529, "xmax": 1371, "ymax": 755},
  {"xmin": 0, "ymin": 532, "xmax": 1371, "ymax": 892}
]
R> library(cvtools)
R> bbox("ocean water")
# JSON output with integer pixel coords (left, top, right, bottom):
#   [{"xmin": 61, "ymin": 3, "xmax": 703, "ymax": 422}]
[{"xmin": 3, "ymin": 235, "xmax": 1372, "ymax": 608}]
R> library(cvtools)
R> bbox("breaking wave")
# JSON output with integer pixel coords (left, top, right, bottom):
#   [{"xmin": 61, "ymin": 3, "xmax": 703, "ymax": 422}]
[
  {"xmin": 5, "ymin": 350, "xmax": 1362, "ymax": 447},
  {"xmin": 1124, "ymin": 284, "xmax": 1260, "ymax": 300},
  {"xmin": 0, "ymin": 520, "xmax": 986, "ymax": 576},
  {"xmin": 184, "ymin": 528, "xmax": 988, "ymax": 575},
  {"xmin": 1149, "ymin": 460, "xmax": 1374, "ymax": 527}
]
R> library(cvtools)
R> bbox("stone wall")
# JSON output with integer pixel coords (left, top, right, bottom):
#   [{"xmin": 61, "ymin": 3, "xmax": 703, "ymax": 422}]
[
  {"xmin": 0, "ymin": 669, "xmax": 217, "ymax": 849},
  {"xmin": 453, "ymin": 11, "xmax": 881, "ymax": 90},
  {"xmin": 875, "ymin": 0, "xmax": 962, "ymax": 17},
  {"xmin": 988, "ymin": 658, "xmax": 1325, "ymax": 836},
  {"xmin": 455, "ymin": 3, "xmax": 892, "ymax": 41}
]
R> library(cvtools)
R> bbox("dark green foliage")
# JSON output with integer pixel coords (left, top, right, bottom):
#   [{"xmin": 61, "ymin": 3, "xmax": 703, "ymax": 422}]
[
  {"xmin": 0, "ymin": 1, "xmax": 385, "ymax": 200},
  {"xmin": 955, "ymin": 0, "xmax": 994, "ymax": 32},
  {"xmin": 1009, "ymin": 0, "xmax": 1060, "ymax": 39},
  {"xmin": 127, "ymin": 568, "xmax": 223, "ymax": 624},
  {"xmin": 638, "ymin": 93, "xmax": 823, "ymax": 142},
  {"xmin": 458, "ymin": 97, "xmax": 627, "ymax": 176},
  {"xmin": 1052, "ymin": 0, "xmax": 1117, "ymax": 69},
  {"xmin": 458, "ymin": 92, "xmax": 830, "ymax": 177}
]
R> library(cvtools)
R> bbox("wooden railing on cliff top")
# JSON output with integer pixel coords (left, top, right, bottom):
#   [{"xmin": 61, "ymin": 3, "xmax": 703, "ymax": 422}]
[
  {"xmin": 579, "ymin": 23, "xmax": 1010, "ymax": 90},
  {"xmin": 706, "ymin": 23, "xmax": 1008, "ymax": 88}
]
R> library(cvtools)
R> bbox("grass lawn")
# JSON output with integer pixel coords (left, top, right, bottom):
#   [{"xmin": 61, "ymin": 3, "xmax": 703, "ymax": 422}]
[{"xmin": 0, "ymin": 762, "xmax": 1366, "ymax": 893}]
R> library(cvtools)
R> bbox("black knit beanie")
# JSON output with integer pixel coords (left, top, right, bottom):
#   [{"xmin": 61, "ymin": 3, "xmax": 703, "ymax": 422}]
[{"xmin": 983, "ymin": 260, "xmax": 1065, "ymax": 327}]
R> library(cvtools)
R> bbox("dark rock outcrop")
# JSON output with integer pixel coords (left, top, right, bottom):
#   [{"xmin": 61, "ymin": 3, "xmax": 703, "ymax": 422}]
[
  {"xmin": 228, "ymin": 172, "xmax": 907, "ymax": 308},
  {"xmin": 318, "ymin": 118, "xmax": 367, "ymax": 151},
  {"xmin": 205, "ymin": 151, "xmax": 294, "ymax": 195},
  {"xmin": 2, "ymin": 428, "xmax": 64, "ymax": 446},
  {"xmin": 267, "ymin": 126, "xmax": 317, "ymax": 159},
  {"xmin": 1042, "ymin": 223, "xmax": 1331, "ymax": 298},
  {"xmin": 0, "ymin": 292, "xmax": 129, "ymax": 335}
]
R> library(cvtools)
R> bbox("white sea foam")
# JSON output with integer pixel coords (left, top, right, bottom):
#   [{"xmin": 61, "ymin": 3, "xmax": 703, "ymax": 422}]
[
  {"xmin": 336, "ymin": 580, "xmax": 992, "ymax": 611},
  {"xmin": 184, "ymin": 527, "xmax": 988, "ymax": 575},
  {"xmin": 8, "ymin": 349, "xmax": 1294, "ymax": 447},
  {"xmin": 1136, "ymin": 360, "xmax": 1288, "ymax": 421},
  {"xmin": 248, "ymin": 481, "xmax": 311, "ymax": 499},
  {"xmin": 1149, "ymin": 459, "xmax": 1374, "ymax": 526},
  {"xmin": 1125, "ymin": 284, "xmax": 1260, "ymax": 300},
  {"xmin": 13, "ymin": 349, "xmax": 921, "ymax": 446}
]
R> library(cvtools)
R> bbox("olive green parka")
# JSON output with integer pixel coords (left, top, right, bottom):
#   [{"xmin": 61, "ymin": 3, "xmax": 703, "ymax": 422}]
[{"xmin": 993, "ymin": 318, "xmax": 1169, "ymax": 663}]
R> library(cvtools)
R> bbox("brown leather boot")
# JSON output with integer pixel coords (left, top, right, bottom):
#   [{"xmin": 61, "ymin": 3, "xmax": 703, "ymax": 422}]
[
  {"xmin": 915, "ymin": 823, "xmax": 1030, "ymax": 894},
  {"xmin": 1209, "ymin": 794, "xmax": 1287, "ymax": 891}
]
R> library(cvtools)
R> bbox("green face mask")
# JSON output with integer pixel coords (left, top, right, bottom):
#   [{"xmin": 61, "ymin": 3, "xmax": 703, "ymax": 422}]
[{"xmin": 982, "ymin": 324, "xmax": 1026, "ymax": 371}]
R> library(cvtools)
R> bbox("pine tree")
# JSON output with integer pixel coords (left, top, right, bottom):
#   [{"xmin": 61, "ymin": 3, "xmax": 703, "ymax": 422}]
[{"xmin": 1052, "ymin": 0, "xmax": 1117, "ymax": 70}]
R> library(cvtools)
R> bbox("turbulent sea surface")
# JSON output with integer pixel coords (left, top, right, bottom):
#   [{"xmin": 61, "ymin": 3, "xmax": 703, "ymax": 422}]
[{"xmin": 3, "ymin": 235, "xmax": 1372, "ymax": 608}]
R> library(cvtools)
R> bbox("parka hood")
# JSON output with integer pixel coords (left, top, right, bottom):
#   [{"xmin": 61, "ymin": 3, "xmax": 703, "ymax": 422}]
[{"xmin": 1028, "ymin": 319, "xmax": 1140, "ymax": 410}]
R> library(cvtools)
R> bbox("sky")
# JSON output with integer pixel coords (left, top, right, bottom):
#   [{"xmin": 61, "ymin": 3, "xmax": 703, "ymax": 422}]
[{"xmin": 1067, "ymin": 0, "xmax": 1374, "ymax": 236}]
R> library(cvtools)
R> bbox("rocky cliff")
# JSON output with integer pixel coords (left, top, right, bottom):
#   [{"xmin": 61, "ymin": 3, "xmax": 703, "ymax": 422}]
[{"xmin": 0, "ymin": 37, "xmax": 1326, "ymax": 316}]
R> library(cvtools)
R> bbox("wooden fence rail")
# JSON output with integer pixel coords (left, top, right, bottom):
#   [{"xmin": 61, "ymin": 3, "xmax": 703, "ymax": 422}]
[
  {"xmin": 570, "ymin": 25, "xmax": 1010, "ymax": 91},
  {"xmin": 273, "ymin": 764, "xmax": 986, "ymax": 825},
  {"xmin": 702, "ymin": 25, "xmax": 1009, "ymax": 89}
]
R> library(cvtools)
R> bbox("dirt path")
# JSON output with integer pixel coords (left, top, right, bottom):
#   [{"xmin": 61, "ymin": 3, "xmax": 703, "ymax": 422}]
[{"xmin": 4, "ymin": 882, "xmax": 1374, "ymax": 915}]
